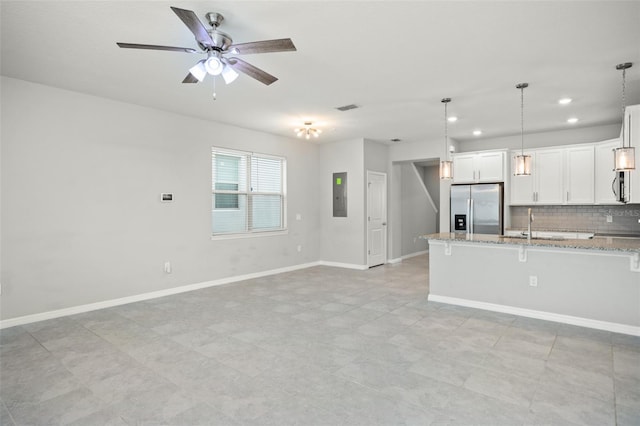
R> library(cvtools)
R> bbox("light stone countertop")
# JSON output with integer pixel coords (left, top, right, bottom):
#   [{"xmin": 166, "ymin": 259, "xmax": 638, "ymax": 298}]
[{"xmin": 423, "ymin": 232, "xmax": 640, "ymax": 253}]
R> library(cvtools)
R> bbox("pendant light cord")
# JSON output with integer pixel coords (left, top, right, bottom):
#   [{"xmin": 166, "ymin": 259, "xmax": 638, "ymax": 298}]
[
  {"xmin": 520, "ymin": 85, "xmax": 525, "ymax": 156},
  {"xmin": 621, "ymin": 67, "xmax": 626, "ymax": 147},
  {"xmin": 444, "ymin": 101, "xmax": 448, "ymax": 161}
]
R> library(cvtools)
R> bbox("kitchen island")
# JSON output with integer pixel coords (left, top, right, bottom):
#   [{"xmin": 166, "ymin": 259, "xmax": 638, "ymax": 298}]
[{"xmin": 425, "ymin": 233, "xmax": 640, "ymax": 335}]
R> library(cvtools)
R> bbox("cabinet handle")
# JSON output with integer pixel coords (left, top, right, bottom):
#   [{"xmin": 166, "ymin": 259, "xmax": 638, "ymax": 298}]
[
  {"xmin": 478, "ymin": 170, "xmax": 481, "ymax": 181},
  {"xmin": 567, "ymin": 191, "xmax": 570, "ymax": 202}
]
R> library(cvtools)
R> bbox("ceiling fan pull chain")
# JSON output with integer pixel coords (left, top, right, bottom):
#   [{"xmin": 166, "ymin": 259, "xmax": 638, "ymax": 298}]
[{"xmin": 212, "ymin": 76, "xmax": 217, "ymax": 101}]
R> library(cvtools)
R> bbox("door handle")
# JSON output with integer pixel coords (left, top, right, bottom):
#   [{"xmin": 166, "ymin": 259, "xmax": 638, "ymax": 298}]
[
  {"xmin": 382, "ymin": 222, "xmax": 387, "ymax": 226},
  {"xmin": 470, "ymin": 199, "xmax": 474, "ymax": 234}
]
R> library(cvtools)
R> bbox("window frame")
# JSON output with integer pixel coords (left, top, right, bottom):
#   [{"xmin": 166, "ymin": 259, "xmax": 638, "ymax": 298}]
[{"xmin": 211, "ymin": 147, "xmax": 287, "ymax": 239}]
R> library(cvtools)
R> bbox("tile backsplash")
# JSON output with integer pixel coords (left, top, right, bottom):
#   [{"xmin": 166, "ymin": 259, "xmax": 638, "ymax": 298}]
[{"xmin": 510, "ymin": 205, "xmax": 640, "ymax": 236}]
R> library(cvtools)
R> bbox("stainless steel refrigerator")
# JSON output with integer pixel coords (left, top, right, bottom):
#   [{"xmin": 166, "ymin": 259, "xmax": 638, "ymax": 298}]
[{"xmin": 450, "ymin": 183, "xmax": 503, "ymax": 235}]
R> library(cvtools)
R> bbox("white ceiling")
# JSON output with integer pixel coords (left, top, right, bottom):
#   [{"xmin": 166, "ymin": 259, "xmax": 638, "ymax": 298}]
[{"xmin": 2, "ymin": 1, "xmax": 639, "ymax": 146}]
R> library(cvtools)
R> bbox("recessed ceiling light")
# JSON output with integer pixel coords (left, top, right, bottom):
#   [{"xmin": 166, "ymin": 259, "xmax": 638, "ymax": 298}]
[
  {"xmin": 448, "ymin": 116, "xmax": 458, "ymax": 122},
  {"xmin": 567, "ymin": 117, "xmax": 579, "ymax": 124},
  {"xmin": 558, "ymin": 98, "xmax": 572, "ymax": 105},
  {"xmin": 472, "ymin": 130, "xmax": 482, "ymax": 136}
]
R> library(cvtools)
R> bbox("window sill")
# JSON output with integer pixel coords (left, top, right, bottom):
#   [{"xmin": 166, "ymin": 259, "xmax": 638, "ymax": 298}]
[{"xmin": 211, "ymin": 229, "xmax": 289, "ymax": 241}]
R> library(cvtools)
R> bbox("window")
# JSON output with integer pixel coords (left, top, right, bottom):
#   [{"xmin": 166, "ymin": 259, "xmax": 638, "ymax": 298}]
[{"xmin": 212, "ymin": 148, "xmax": 286, "ymax": 236}]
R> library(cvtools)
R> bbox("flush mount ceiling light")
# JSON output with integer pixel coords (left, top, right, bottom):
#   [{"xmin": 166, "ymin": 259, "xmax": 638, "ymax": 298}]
[
  {"xmin": 567, "ymin": 117, "xmax": 579, "ymax": 124},
  {"xmin": 558, "ymin": 98, "xmax": 572, "ymax": 105},
  {"xmin": 440, "ymin": 98, "xmax": 453, "ymax": 180},
  {"xmin": 614, "ymin": 62, "xmax": 635, "ymax": 171},
  {"xmin": 473, "ymin": 130, "xmax": 482, "ymax": 136},
  {"xmin": 295, "ymin": 122, "xmax": 322, "ymax": 140},
  {"xmin": 514, "ymin": 83, "xmax": 532, "ymax": 176}
]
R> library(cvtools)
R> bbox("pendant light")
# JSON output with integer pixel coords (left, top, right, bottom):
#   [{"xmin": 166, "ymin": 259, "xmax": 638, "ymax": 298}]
[
  {"xmin": 614, "ymin": 62, "xmax": 635, "ymax": 171},
  {"xmin": 514, "ymin": 83, "xmax": 532, "ymax": 176},
  {"xmin": 439, "ymin": 98, "xmax": 453, "ymax": 180}
]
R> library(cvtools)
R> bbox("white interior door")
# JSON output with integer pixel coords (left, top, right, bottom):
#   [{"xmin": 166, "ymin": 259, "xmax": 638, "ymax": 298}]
[{"xmin": 367, "ymin": 171, "xmax": 387, "ymax": 267}]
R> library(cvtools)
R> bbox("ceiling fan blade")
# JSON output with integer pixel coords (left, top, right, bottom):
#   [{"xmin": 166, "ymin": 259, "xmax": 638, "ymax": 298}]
[
  {"xmin": 182, "ymin": 73, "xmax": 199, "ymax": 84},
  {"xmin": 230, "ymin": 38, "xmax": 296, "ymax": 55},
  {"xmin": 227, "ymin": 58, "xmax": 278, "ymax": 85},
  {"xmin": 170, "ymin": 6, "xmax": 214, "ymax": 48},
  {"xmin": 116, "ymin": 42, "xmax": 197, "ymax": 53}
]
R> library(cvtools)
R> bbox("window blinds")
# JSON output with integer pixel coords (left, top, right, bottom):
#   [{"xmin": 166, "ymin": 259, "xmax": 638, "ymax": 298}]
[{"xmin": 212, "ymin": 148, "xmax": 285, "ymax": 235}]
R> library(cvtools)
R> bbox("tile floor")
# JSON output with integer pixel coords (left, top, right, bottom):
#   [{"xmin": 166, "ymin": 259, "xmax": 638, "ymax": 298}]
[{"xmin": 1, "ymin": 255, "xmax": 639, "ymax": 425}]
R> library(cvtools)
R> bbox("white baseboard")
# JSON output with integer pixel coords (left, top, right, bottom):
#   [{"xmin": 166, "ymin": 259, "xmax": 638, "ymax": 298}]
[
  {"xmin": 317, "ymin": 261, "xmax": 368, "ymax": 270},
  {"xmin": 428, "ymin": 294, "xmax": 640, "ymax": 336},
  {"xmin": 0, "ymin": 261, "xmax": 321, "ymax": 330},
  {"xmin": 389, "ymin": 250, "xmax": 428, "ymax": 264}
]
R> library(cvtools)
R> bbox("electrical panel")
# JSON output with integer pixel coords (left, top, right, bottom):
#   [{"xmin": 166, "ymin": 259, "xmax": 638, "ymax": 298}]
[{"xmin": 333, "ymin": 172, "xmax": 347, "ymax": 217}]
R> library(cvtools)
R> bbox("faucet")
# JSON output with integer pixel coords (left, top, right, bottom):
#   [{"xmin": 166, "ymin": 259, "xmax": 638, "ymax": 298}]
[{"xmin": 527, "ymin": 207, "xmax": 534, "ymax": 242}]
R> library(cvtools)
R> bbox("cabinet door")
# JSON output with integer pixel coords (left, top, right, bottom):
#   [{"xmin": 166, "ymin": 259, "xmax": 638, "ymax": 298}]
[
  {"xmin": 477, "ymin": 152, "xmax": 504, "ymax": 182},
  {"xmin": 510, "ymin": 151, "xmax": 535, "ymax": 205},
  {"xmin": 452, "ymin": 154, "xmax": 476, "ymax": 183},
  {"xmin": 594, "ymin": 139, "xmax": 619, "ymax": 204},
  {"xmin": 536, "ymin": 149, "xmax": 564, "ymax": 204},
  {"xmin": 625, "ymin": 106, "xmax": 640, "ymax": 203},
  {"xmin": 565, "ymin": 146, "xmax": 594, "ymax": 204}
]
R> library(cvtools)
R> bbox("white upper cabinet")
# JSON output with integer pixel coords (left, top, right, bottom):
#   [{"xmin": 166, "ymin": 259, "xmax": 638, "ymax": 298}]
[
  {"xmin": 452, "ymin": 154, "xmax": 476, "ymax": 182},
  {"xmin": 565, "ymin": 145, "xmax": 594, "ymax": 204},
  {"xmin": 536, "ymin": 149, "xmax": 565, "ymax": 204},
  {"xmin": 624, "ymin": 105, "xmax": 640, "ymax": 203},
  {"xmin": 594, "ymin": 139, "xmax": 619, "ymax": 204},
  {"xmin": 510, "ymin": 149, "xmax": 564, "ymax": 205},
  {"xmin": 506, "ymin": 104, "xmax": 640, "ymax": 207},
  {"xmin": 510, "ymin": 151, "xmax": 535, "ymax": 205},
  {"xmin": 452, "ymin": 150, "xmax": 505, "ymax": 183}
]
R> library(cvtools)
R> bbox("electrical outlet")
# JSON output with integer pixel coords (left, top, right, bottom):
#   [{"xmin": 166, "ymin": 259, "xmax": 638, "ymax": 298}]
[
  {"xmin": 606, "ymin": 215, "xmax": 613, "ymax": 223},
  {"xmin": 164, "ymin": 262, "xmax": 172, "ymax": 274},
  {"xmin": 529, "ymin": 276, "xmax": 538, "ymax": 287},
  {"xmin": 296, "ymin": 213, "xmax": 302, "ymax": 221},
  {"xmin": 297, "ymin": 245, "xmax": 302, "ymax": 252}
]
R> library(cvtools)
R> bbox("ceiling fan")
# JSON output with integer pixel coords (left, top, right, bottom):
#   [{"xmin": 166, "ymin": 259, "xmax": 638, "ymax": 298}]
[{"xmin": 117, "ymin": 6, "xmax": 296, "ymax": 86}]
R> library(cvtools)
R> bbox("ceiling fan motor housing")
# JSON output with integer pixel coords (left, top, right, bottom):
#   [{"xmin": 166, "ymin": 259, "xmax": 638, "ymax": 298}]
[{"xmin": 202, "ymin": 30, "xmax": 233, "ymax": 52}]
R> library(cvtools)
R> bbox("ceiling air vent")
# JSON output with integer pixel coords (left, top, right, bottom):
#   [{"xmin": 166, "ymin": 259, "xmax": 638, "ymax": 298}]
[{"xmin": 335, "ymin": 104, "xmax": 360, "ymax": 112}]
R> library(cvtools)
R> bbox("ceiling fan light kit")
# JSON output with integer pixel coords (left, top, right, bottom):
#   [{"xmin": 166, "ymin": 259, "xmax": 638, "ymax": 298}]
[{"xmin": 117, "ymin": 6, "xmax": 296, "ymax": 92}]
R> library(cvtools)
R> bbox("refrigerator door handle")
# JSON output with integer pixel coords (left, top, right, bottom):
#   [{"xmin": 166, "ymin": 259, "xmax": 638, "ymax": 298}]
[
  {"xmin": 469, "ymin": 199, "xmax": 474, "ymax": 234},
  {"xmin": 466, "ymin": 198, "xmax": 471, "ymax": 235}
]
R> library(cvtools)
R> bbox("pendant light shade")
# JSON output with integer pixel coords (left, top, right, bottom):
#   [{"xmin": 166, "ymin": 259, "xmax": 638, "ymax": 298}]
[
  {"xmin": 440, "ymin": 98, "xmax": 453, "ymax": 180},
  {"xmin": 614, "ymin": 62, "xmax": 635, "ymax": 171},
  {"xmin": 614, "ymin": 147, "xmax": 635, "ymax": 171},
  {"xmin": 514, "ymin": 154, "xmax": 532, "ymax": 176},
  {"xmin": 514, "ymin": 83, "xmax": 531, "ymax": 176},
  {"xmin": 440, "ymin": 160, "xmax": 453, "ymax": 180}
]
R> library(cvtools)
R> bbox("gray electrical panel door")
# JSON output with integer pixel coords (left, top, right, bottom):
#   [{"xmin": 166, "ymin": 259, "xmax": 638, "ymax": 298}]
[{"xmin": 333, "ymin": 172, "xmax": 347, "ymax": 217}]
